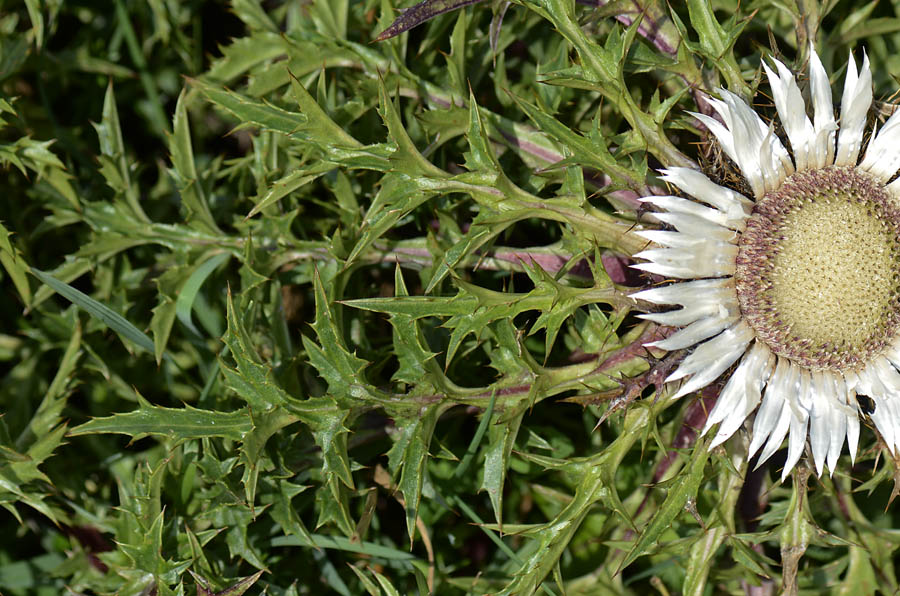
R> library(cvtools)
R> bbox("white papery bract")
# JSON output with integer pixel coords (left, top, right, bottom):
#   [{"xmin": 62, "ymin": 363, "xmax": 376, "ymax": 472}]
[{"xmin": 633, "ymin": 47, "xmax": 900, "ymax": 480}]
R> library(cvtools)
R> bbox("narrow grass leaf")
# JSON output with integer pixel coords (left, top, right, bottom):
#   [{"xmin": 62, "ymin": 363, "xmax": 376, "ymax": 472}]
[
  {"xmin": 30, "ymin": 266, "xmax": 169, "ymax": 363},
  {"xmin": 347, "ymin": 565, "xmax": 381, "ymax": 596},
  {"xmin": 271, "ymin": 535, "xmax": 418, "ymax": 561},
  {"xmin": 175, "ymin": 252, "xmax": 230, "ymax": 337},
  {"xmin": 454, "ymin": 389, "xmax": 497, "ymax": 479}
]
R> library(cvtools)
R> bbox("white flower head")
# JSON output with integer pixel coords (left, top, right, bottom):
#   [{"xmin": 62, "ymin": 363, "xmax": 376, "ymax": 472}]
[{"xmin": 633, "ymin": 46, "xmax": 900, "ymax": 480}]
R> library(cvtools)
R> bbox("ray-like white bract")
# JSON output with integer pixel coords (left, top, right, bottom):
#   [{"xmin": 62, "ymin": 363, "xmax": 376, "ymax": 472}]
[{"xmin": 633, "ymin": 47, "xmax": 900, "ymax": 480}]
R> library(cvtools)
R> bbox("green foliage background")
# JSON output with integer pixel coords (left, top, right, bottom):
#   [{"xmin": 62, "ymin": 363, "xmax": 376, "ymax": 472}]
[{"xmin": 2, "ymin": 0, "xmax": 900, "ymax": 594}]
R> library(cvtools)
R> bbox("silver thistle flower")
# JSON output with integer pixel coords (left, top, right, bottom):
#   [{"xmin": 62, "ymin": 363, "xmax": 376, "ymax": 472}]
[{"xmin": 634, "ymin": 46, "xmax": 900, "ymax": 479}]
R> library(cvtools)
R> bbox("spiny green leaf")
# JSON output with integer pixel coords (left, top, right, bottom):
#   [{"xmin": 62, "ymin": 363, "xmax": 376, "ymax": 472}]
[
  {"xmin": 3, "ymin": 136, "xmax": 80, "ymax": 209},
  {"xmin": 168, "ymin": 88, "xmax": 220, "ymax": 233},
  {"xmin": 313, "ymin": 412, "xmax": 355, "ymax": 491},
  {"xmin": 462, "ymin": 88, "xmax": 502, "ymax": 173},
  {"xmin": 387, "ymin": 405, "xmax": 441, "ymax": 544},
  {"xmin": 118, "ymin": 510, "xmax": 167, "ymax": 574},
  {"xmin": 231, "ymin": 0, "xmax": 279, "ymax": 32},
  {"xmin": 311, "ymin": 410, "xmax": 356, "ymax": 536},
  {"xmin": 509, "ymin": 91, "xmax": 642, "ymax": 190},
  {"xmin": 184, "ymin": 525, "xmax": 217, "ymax": 581},
  {"xmin": 0, "ymin": 424, "xmax": 67, "ymax": 523},
  {"xmin": 17, "ymin": 318, "xmax": 81, "ymax": 451},
  {"xmin": 216, "ymin": 505, "xmax": 268, "ymax": 571},
  {"xmin": 220, "ymin": 570, "xmax": 266, "ymax": 596},
  {"xmin": 375, "ymin": 75, "xmax": 447, "ymax": 179},
  {"xmin": 191, "ymin": 76, "xmax": 377, "ymax": 170},
  {"xmin": 191, "ymin": 569, "xmax": 265, "ymax": 596},
  {"xmin": 621, "ymin": 436, "xmax": 711, "ymax": 569},
  {"xmin": 301, "ymin": 268, "xmax": 382, "ymax": 403},
  {"xmin": 94, "ymin": 82, "xmax": 126, "ymax": 167},
  {"xmin": 386, "ymin": 265, "xmax": 444, "ymax": 388},
  {"xmin": 347, "ymin": 172, "xmax": 441, "ymax": 268},
  {"xmin": 239, "ymin": 407, "xmax": 299, "ymax": 505},
  {"xmin": 205, "ymin": 32, "xmax": 288, "ymax": 83},
  {"xmin": 191, "ymin": 77, "xmax": 308, "ymax": 136},
  {"xmin": 342, "ymin": 293, "xmax": 477, "ymax": 318},
  {"xmin": 118, "ymin": 511, "xmax": 190, "ymax": 584},
  {"xmin": 0, "ymin": 221, "xmax": 32, "ymax": 318},
  {"xmin": 288, "ymin": 72, "xmax": 362, "ymax": 149},
  {"xmin": 727, "ymin": 535, "xmax": 774, "ymax": 579},
  {"xmin": 481, "ymin": 404, "xmax": 525, "ymax": 529},
  {"xmin": 92, "ymin": 82, "xmax": 148, "ymax": 222},
  {"xmin": 266, "ymin": 479, "xmax": 315, "ymax": 546},
  {"xmin": 220, "ymin": 288, "xmax": 302, "ymax": 411},
  {"xmin": 445, "ymin": 10, "xmax": 469, "ymax": 99},
  {"xmin": 674, "ymin": 0, "xmax": 750, "ymax": 94},
  {"xmin": 69, "ymin": 399, "xmax": 253, "ymax": 442},
  {"xmin": 245, "ymin": 164, "xmax": 331, "ymax": 220}
]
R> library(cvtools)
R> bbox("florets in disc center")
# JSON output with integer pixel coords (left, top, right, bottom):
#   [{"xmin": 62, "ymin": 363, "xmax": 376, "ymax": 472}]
[{"xmin": 735, "ymin": 166, "xmax": 900, "ymax": 371}]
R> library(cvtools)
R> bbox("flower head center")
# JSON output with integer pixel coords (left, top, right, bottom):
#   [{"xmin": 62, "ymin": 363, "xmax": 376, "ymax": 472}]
[{"xmin": 735, "ymin": 166, "xmax": 900, "ymax": 371}]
